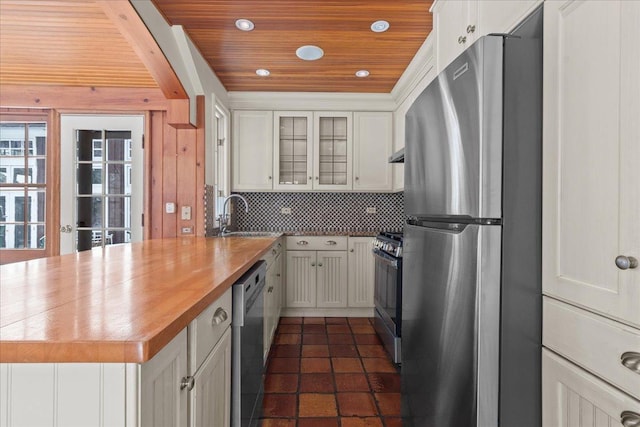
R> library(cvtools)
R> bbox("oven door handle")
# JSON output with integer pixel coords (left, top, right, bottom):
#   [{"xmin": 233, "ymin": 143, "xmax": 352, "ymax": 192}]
[{"xmin": 372, "ymin": 248, "xmax": 399, "ymax": 269}]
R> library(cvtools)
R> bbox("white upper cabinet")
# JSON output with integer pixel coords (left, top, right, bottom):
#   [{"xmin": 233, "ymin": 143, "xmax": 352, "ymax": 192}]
[
  {"xmin": 273, "ymin": 111, "xmax": 313, "ymax": 190},
  {"xmin": 353, "ymin": 112, "xmax": 393, "ymax": 191},
  {"xmin": 232, "ymin": 109, "xmax": 393, "ymax": 192},
  {"xmin": 232, "ymin": 110, "xmax": 273, "ymax": 191},
  {"xmin": 433, "ymin": 0, "xmax": 478, "ymax": 72},
  {"xmin": 313, "ymin": 112, "xmax": 353, "ymax": 191},
  {"xmin": 542, "ymin": 0, "xmax": 640, "ymax": 328},
  {"xmin": 432, "ymin": 0, "xmax": 542, "ymax": 72}
]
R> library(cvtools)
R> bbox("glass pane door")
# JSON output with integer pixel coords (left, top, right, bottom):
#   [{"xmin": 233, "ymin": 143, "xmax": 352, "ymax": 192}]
[
  {"xmin": 60, "ymin": 115, "xmax": 143, "ymax": 255},
  {"xmin": 318, "ymin": 116, "xmax": 348, "ymax": 185},
  {"xmin": 76, "ymin": 129, "xmax": 133, "ymax": 252},
  {"xmin": 279, "ymin": 116, "xmax": 309, "ymax": 185}
]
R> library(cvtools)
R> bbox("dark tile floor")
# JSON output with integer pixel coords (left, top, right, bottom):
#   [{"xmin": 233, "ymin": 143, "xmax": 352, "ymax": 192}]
[{"xmin": 261, "ymin": 317, "xmax": 402, "ymax": 427}]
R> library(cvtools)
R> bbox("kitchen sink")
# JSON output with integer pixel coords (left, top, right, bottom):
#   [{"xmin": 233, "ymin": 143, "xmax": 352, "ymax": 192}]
[{"xmin": 215, "ymin": 231, "xmax": 281, "ymax": 238}]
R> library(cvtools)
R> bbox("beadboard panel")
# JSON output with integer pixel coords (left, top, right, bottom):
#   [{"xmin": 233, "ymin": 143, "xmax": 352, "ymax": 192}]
[
  {"xmin": 316, "ymin": 252, "xmax": 348, "ymax": 308},
  {"xmin": 0, "ymin": 363, "xmax": 127, "ymax": 426}
]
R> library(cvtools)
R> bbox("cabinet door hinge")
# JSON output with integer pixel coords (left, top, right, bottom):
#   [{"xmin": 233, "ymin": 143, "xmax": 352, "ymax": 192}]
[
  {"xmin": 141, "ymin": 213, "xmax": 144, "ymax": 227},
  {"xmin": 217, "ymin": 138, "xmax": 225, "ymax": 147},
  {"xmin": 141, "ymin": 134, "xmax": 145, "ymax": 149}
]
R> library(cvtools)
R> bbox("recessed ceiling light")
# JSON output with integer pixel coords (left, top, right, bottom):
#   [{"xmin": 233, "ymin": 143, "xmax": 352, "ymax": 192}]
[
  {"xmin": 355, "ymin": 70, "xmax": 370, "ymax": 78},
  {"xmin": 296, "ymin": 45, "xmax": 324, "ymax": 61},
  {"xmin": 256, "ymin": 69, "xmax": 270, "ymax": 76},
  {"xmin": 371, "ymin": 20, "xmax": 390, "ymax": 33},
  {"xmin": 235, "ymin": 19, "xmax": 254, "ymax": 31}
]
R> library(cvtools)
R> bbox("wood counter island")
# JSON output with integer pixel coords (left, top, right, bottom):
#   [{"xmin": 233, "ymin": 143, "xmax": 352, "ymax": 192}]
[{"xmin": 0, "ymin": 236, "xmax": 278, "ymax": 426}]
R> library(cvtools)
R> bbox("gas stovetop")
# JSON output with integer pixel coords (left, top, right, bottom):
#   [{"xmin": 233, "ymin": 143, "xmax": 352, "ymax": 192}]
[{"xmin": 373, "ymin": 231, "xmax": 403, "ymax": 258}]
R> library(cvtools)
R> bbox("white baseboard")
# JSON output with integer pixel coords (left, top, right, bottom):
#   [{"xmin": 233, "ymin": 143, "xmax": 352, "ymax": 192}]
[{"xmin": 280, "ymin": 307, "xmax": 374, "ymax": 318}]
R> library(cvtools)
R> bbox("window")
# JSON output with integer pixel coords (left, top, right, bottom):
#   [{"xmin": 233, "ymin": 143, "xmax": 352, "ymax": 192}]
[{"xmin": 0, "ymin": 119, "xmax": 47, "ymax": 251}]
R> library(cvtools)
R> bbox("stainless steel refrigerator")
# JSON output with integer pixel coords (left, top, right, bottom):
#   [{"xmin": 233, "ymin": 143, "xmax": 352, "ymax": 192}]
[{"xmin": 402, "ymin": 28, "xmax": 542, "ymax": 427}]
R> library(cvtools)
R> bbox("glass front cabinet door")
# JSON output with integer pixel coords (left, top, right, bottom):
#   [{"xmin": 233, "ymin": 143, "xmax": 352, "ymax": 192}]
[
  {"xmin": 313, "ymin": 112, "xmax": 352, "ymax": 190},
  {"xmin": 273, "ymin": 111, "xmax": 313, "ymax": 190}
]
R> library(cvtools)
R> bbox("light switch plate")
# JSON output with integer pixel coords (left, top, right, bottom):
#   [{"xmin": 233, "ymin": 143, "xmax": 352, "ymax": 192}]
[
  {"xmin": 366, "ymin": 207, "xmax": 377, "ymax": 214},
  {"xmin": 281, "ymin": 207, "xmax": 292, "ymax": 215},
  {"xmin": 181, "ymin": 206, "xmax": 192, "ymax": 220},
  {"xmin": 165, "ymin": 202, "xmax": 176, "ymax": 214}
]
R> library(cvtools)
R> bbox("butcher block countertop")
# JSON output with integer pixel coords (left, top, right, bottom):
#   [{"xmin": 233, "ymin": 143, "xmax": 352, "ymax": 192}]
[{"xmin": 0, "ymin": 237, "xmax": 277, "ymax": 364}]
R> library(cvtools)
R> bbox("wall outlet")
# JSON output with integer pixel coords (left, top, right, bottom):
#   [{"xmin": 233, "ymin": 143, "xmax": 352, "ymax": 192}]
[
  {"xmin": 181, "ymin": 206, "xmax": 192, "ymax": 220},
  {"xmin": 366, "ymin": 207, "xmax": 377, "ymax": 214},
  {"xmin": 281, "ymin": 207, "xmax": 292, "ymax": 215},
  {"xmin": 165, "ymin": 202, "xmax": 175, "ymax": 214},
  {"xmin": 181, "ymin": 226, "xmax": 193, "ymax": 234}
]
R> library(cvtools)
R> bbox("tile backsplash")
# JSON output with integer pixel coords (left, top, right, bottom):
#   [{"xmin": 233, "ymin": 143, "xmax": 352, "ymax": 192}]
[{"xmin": 232, "ymin": 192, "xmax": 404, "ymax": 232}]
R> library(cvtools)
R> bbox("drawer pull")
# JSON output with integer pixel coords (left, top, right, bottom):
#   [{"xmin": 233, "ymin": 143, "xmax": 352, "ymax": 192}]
[
  {"xmin": 318, "ymin": 262, "xmax": 323, "ymax": 267},
  {"xmin": 180, "ymin": 376, "xmax": 195, "ymax": 391},
  {"xmin": 621, "ymin": 411, "xmax": 640, "ymax": 427},
  {"xmin": 311, "ymin": 262, "xmax": 316, "ymax": 267},
  {"xmin": 325, "ymin": 240, "xmax": 337, "ymax": 245},
  {"xmin": 211, "ymin": 307, "xmax": 228, "ymax": 325},
  {"xmin": 621, "ymin": 352, "xmax": 640, "ymax": 374},
  {"xmin": 297, "ymin": 240, "xmax": 309, "ymax": 246}
]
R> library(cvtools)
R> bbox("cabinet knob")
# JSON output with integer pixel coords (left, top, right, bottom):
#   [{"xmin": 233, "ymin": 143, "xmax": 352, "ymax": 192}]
[
  {"xmin": 180, "ymin": 376, "xmax": 195, "ymax": 391},
  {"xmin": 318, "ymin": 262, "xmax": 323, "ymax": 267},
  {"xmin": 615, "ymin": 255, "xmax": 638, "ymax": 270},
  {"xmin": 315, "ymin": 176, "xmax": 319, "ymax": 180},
  {"xmin": 211, "ymin": 307, "xmax": 228, "ymax": 325},
  {"xmin": 355, "ymin": 176, "xmax": 359, "ymax": 181},
  {"xmin": 309, "ymin": 176, "xmax": 312, "ymax": 180},
  {"xmin": 621, "ymin": 352, "xmax": 640, "ymax": 374},
  {"xmin": 350, "ymin": 249, "xmax": 354, "ymax": 253},
  {"xmin": 268, "ymin": 176, "xmax": 272, "ymax": 180},
  {"xmin": 458, "ymin": 35, "xmax": 467, "ymax": 44},
  {"xmin": 272, "ymin": 249, "xmax": 277, "ymax": 255},
  {"xmin": 621, "ymin": 411, "xmax": 640, "ymax": 427},
  {"xmin": 466, "ymin": 24, "xmax": 476, "ymax": 34},
  {"xmin": 276, "ymin": 273, "xmax": 281, "ymax": 277},
  {"xmin": 267, "ymin": 286, "xmax": 274, "ymax": 293},
  {"xmin": 311, "ymin": 262, "xmax": 316, "ymax": 267}
]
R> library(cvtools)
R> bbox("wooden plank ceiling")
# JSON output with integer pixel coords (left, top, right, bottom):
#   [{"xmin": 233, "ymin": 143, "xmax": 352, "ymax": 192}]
[
  {"xmin": 151, "ymin": 0, "xmax": 433, "ymax": 93},
  {"xmin": 0, "ymin": 0, "xmax": 158, "ymax": 89}
]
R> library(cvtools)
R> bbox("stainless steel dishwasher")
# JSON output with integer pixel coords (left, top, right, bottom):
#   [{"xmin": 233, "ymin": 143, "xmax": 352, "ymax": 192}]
[{"xmin": 231, "ymin": 260, "xmax": 266, "ymax": 427}]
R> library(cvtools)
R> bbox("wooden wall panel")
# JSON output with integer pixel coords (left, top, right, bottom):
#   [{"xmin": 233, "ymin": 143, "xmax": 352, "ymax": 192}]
[
  {"xmin": 176, "ymin": 126, "xmax": 197, "ymax": 236},
  {"xmin": 149, "ymin": 111, "xmax": 165, "ymax": 240},
  {"xmin": 162, "ymin": 118, "xmax": 178, "ymax": 238},
  {"xmin": 195, "ymin": 96, "xmax": 206, "ymax": 237}
]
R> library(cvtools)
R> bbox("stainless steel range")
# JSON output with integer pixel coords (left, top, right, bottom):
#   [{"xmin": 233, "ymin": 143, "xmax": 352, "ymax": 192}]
[{"xmin": 372, "ymin": 231, "xmax": 403, "ymax": 364}]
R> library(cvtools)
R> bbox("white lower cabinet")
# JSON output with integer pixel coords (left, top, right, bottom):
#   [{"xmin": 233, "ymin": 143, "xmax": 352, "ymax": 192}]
[
  {"xmin": 284, "ymin": 236, "xmax": 375, "ymax": 316},
  {"xmin": 285, "ymin": 236, "xmax": 348, "ymax": 309},
  {"xmin": 190, "ymin": 328, "xmax": 231, "ymax": 427},
  {"xmin": 316, "ymin": 251, "xmax": 348, "ymax": 308},
  {"xmin": 264, "ymin": 239, "xmax": 283, "ymax": 359},
  {"xmin": 347, "ymin": 237, "xmax": 375, "ymax": 308},
  {"xmin": 0, "ymin": 289, "xmax": 233, "ymax": 427},
  {"xmin": 286, "ymin": 250, "xmax": 347, "ymax": 308},
  {"xmin": 542, "ymin": 349, "xmax": 640, "ymax": 427},
  {"xmin": 140, "ymin": 329, "xmax": 189, "ymax": 427}
]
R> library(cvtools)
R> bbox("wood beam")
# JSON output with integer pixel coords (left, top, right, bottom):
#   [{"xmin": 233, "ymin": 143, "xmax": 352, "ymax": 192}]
[
  {"xmin": 0, "ymin": 85, "xmax": 170, "ymax": 111},
  {"xmin": 97, "ymin": 0, "xmax": 188, "ymax": 101}
]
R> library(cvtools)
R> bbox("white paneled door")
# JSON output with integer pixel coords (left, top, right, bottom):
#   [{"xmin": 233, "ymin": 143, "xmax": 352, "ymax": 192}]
[
  {"xmin": 542, "ymin": 0, "xmax": 640, "ymax": 327},
  {"xmin": 60, "ymin": 115, "xmax": 144, "ymax": 255}
]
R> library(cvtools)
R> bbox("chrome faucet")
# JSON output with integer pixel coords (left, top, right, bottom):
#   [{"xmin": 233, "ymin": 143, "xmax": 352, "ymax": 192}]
[{"xmin": 218, "ymin": 194, "xmax": 249, "ymax": 235}]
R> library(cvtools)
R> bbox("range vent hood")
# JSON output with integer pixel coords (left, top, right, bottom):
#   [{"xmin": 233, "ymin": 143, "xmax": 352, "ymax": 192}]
[{"xmin": 388, "ymin": 147, "xmax": 404, "ymax": 163}]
